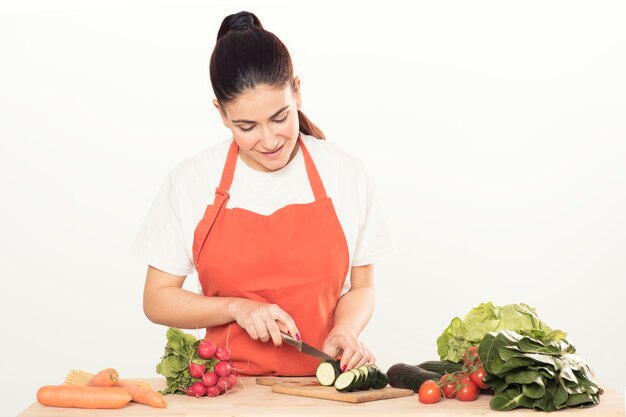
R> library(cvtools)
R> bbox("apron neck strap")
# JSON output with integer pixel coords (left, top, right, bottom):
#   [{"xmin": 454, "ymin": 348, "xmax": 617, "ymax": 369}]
[
  {"xmin": 299, "ymin": 137, "xmax": 327, "ymax": 200},
  {"xmin": 218, "ymin": 135, "xmax": 328, "ymax": 201}
]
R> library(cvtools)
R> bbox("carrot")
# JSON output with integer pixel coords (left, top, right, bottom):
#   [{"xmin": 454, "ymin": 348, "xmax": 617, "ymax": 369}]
[
  {"xmin": 115, "ymin": 380, "xmax": 167, "ymax": 408},
  {"xmin": 65, "ymin": 369, "xmax": 152, "ymax": 389},
  {"xmin": 37, "ymin": 385, "xmax": 132, "ymax": 409},
  {"xmin": 86, "ymin": 368, "xmax": 119, "ymax": 387}
]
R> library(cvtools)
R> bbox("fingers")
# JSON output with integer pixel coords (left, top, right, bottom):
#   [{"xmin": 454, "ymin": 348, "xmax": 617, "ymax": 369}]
[
  {"xmin": 322, "ymin": 340, "xmax": 340, "ymax": 360},
  {"xmin": 236, "ymin": 302, "xmax": 299, "ymax": 347},
  {"xmin": 274, "ymin": 309, "xmax": 299, "ymax": 343},
  {"xmin": 334, "ymin": 338, "xmax": 374, "ymax": 372}
]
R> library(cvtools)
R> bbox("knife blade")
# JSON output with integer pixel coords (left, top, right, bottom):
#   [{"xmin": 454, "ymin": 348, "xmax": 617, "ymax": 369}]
[{"xmin": 280, "ymin": 331, "xmax": 334, "ymax": 362}]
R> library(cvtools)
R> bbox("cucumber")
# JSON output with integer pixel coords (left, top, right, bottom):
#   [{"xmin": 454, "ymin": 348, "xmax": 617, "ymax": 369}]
[
  {"xmin": 334, "ymin": 370, "xmax": 357, "ymax": 392},
  {"xmin": 416, "ymin": 360, "xmax": 463, "ymax": 375},
  {"xmin": 349, "ymin": 369, "xmax": 363, "ymax": 391},
  {"xmin": 316, "ymin": 360, "xmax": 342, "ymax": 386},
  {"xmin": 358, "ymin": 365, "xmax": 373, "ymax": 390},
  {"xmin": 332, "ymin": 364, "xmax": 390, "ymax": 392},
  {"xmin": 387, "ymin": 363, "xmax": 442, "ymax": 393},
  {"xmin": 371, "ymin": 365, "xmax": 389, "ymax": 389}
]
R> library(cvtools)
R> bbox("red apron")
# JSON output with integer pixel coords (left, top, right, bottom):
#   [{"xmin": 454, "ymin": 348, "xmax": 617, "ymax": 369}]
[{"xmin": 192, "ymin": 136, "xmax": 349, "ymax": 376}]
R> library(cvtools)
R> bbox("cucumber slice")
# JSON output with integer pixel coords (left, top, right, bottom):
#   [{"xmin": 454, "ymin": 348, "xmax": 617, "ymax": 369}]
[
  {"xmin": 371, "ymin": 365, "xmax": 389, "ymax": 389},
  {"xmin": 334, "ymin": 371, "xmax": 357, "ymax": 392},
  {"xmin": 358, "ymin": 365, "xmax": 370, "ymax": 390},
  {"xmin": 367, "ymin": 364, "xmax": 379, "ymax": 389},
  {"xmin": 316, "ymin": 360, "xmax": 342, "ymax": 386},
  {"xmin": 349, "ymin": 369, "xmax": 362, "ymax": 391}
]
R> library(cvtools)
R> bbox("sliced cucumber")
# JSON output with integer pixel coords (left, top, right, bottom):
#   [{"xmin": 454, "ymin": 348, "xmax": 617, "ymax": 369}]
[
  {"xmin": 371, "ymin": 365, "xmax": 389, "ymax": 389},
  {"xmin": 349, "ymin": 369, "xmax": 362, "ymax": 391},
  {"xmin": 316, "ymin": 360, "xmax": 342, "ymax": 386},
  {"xmin": 366, "ymin": 364, "xmax": 379, "ymax": 389},
  {"xmin": 334, "ymin": 371, "xmax": 357, "ymax": 392},
  {"xmin": 358, "ymin": 365, "xmax": 371, "ymax": 390}
]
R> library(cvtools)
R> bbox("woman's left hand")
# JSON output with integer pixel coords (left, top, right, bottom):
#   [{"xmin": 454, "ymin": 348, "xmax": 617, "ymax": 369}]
[{"xmin": 322, "ymin": 330, "xmax": 375, "ymax": 372}]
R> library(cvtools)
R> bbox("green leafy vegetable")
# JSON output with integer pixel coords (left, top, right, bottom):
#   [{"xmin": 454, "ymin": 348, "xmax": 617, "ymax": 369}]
[
  {"xmin": 437, "ymin": 302, "xmax": 567, "ymax": 363},
  {"xmin": 478, "ymin": 330, "xmax": 602, "ymax": 411},
  {"xmin": 156, "ymin": 328, "xmax": 217, "ymax": 395}
]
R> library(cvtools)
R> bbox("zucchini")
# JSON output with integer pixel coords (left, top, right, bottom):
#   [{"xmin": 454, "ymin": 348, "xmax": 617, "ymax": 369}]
[
  {"xmin": 416, "ymin": 360, "xmax": 463, "ymax": 375},
  {"xmin": 332, "ymin": 364, "xmax": 390, "ymax": 392},
  {"xmin": 371, "ymin": 365, "xmax": 389, "ymax": 389},
  {"xmin": 358, "ymin": 365, "xmax": 373, "ymax": 390},
  {"xmin": 349, "ymin": 369, "xmax": 363, "ymax": 391},
  {"xmin": 387, "ymin": 363, "xmax": 442, "ymax": 392},
  {"xmin": 316, "ymin": 360, "xmax": 342, "ymax": 386},
  {"xmin": 334, "ymin": 370, "xmax": 357, "ymax": 392}
]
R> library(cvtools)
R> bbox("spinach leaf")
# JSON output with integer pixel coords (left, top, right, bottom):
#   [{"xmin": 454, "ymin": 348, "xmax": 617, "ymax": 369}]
[
  {"xmin": 491, "ymin": 388, "xmax": 533, "ymax": 411},
  {"xmin": 479, "ymin": 329, "xmax": 602, "ymax": 412}
]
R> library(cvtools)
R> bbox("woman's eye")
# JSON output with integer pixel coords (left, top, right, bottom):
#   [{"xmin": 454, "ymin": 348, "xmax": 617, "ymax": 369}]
[
  {"xmin": 239, "ymin": 125, "xmax": 254, "ymax": 132},
  {"xmin": 274, "ymin": 114, "xmax": 288, "ymax": 124}
]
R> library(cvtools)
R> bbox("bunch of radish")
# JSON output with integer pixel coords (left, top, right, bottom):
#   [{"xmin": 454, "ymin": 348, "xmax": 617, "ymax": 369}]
[{"xmin": 185, "ymin": 339, "xmax": 239, "ymax": 398}]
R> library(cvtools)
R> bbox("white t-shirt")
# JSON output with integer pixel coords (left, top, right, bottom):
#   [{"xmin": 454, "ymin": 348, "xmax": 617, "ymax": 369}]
[{"xmin": 131, "ymin": 134, "xmax": 395, "ymax": 295}]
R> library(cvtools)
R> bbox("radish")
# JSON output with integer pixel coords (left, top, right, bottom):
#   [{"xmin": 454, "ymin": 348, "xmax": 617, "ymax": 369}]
[
  {"xmin": 198, "ymin": 339, "xmax": 217, "ymax": 359},
  {"xmin": 206, "ymin": 386, "xmax": 220, "ymax": 397},
  {"xmin": 188, "ymin": 362, "xmax": 205, "ymax": 379},
  {"xmin": 230, "ymin": 368, "xmax": 239, "ymax": 377},
  {"xmin": 201, "ymin": 371, "xmax": 218, "ymax": 387},
  {"xmin": 216, "ymin": 377, "xmax": 229, "ymax": 393},
  {"xmin": 214, "ymin": 361, "xmax": 231, "ymax": 377},
  {"xmin": 225, "ymin": 374, "xmax": 237, "ymax": 390},
  {"xmin": 215, "ymin": 345, "xmax": 230, "ymax": 361},
  {"xmin": 187, "ymin": 382, "xmax": 206, "ymax": 397}
]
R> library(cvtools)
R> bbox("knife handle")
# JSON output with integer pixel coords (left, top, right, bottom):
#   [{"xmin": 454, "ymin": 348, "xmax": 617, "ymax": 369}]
[{"xmin": 280, "ymin": 331, "xmax": 302, "ymax": 350}]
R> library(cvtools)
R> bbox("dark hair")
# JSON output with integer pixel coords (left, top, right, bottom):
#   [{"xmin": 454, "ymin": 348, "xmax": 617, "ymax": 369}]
[{"xmin": 210, "ymin": 11, "xmax": 325, "ymax": 140}]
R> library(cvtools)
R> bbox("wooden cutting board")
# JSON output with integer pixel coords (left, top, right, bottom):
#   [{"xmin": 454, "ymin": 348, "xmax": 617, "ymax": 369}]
[{"xmin": 256, "ymin": 376, "xmax": 414, "ymax": 403}]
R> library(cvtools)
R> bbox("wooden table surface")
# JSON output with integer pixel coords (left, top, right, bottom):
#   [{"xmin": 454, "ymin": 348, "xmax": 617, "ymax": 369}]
[{"xmin": 17, "ymin": 377, "xmax": 625, "ymax": 417}]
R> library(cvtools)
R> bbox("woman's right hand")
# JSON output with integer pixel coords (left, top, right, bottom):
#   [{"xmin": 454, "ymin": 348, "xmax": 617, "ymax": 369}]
[{"xmin": 228, "ymin": 299, "xmax": 300, "ymax": 347}]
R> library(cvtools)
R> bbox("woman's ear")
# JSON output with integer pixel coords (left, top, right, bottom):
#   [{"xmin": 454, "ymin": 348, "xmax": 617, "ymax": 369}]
[
  {"xmin": 213, "ymin": 99, "xmax": 229, "ymax": 128},
  {"xmin": 292, "ymin": 76, "xmax": 302, "ymax": 110}
]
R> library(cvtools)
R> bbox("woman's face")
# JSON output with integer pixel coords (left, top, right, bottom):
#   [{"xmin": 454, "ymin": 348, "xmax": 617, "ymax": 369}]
[{"xmin": 215, "ymin": 81, "xmax": 301, "ymax": 172}]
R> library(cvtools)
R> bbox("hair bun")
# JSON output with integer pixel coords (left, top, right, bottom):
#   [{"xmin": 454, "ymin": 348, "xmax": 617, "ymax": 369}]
[{"xmin": 217, "ymin": 11, "xmax": 263, "ymax": 40}]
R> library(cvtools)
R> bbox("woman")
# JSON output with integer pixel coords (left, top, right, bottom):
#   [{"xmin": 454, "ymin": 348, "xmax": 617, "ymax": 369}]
[{"xmin": 132, "ymin": 11, "xmax": 395, "ymax": 376}]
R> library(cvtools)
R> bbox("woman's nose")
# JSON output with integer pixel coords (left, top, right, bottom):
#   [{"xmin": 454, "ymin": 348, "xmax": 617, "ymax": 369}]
[{"xmin": 260, "ymin": 127, "xmax": 279, "ymax": 149}]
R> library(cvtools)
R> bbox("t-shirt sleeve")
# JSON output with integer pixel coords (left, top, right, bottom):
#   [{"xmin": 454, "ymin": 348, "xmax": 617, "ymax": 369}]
[
  {"xmin": 351, "ymin": 170, "xmax": 396, "ymax": 266},
  {"xmin": 130, "ymin": 170, "xmax": 195, "ymax": 276}
]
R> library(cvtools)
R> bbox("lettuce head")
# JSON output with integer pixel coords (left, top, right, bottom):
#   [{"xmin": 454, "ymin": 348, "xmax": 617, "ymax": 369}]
[{"xmin": 437, "ymin": 302, "xmax": 567, "ymax": 362}]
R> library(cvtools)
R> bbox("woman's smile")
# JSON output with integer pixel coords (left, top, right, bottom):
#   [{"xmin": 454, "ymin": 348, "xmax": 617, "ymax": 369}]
[{"xmin": 258, "ymin": 142, "xmax": 285, "ymax": 159}]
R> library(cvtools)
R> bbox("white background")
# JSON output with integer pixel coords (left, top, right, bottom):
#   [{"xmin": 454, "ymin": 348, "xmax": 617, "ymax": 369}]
[{"xmin": 1, "ymin": 1, "xmax": 625, "ymax": 415}]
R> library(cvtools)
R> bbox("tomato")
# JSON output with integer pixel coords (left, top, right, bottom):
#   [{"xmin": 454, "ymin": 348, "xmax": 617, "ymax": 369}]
[
  {"xmin": 418, "ymin": 380, "xmax": 442, "ymax": 404},
  {"xmin": 469, "ymin": 366, "xmax": 489, "ymax": 390},
  {"xmin": 439, "ymin": 374, "xmax": 457, "ymax": 399},
  {"xmin": 458, "ymin": 374, "xmax": 472, "ymax": 385},
  {"xmin": 455, "ymin": 380, "xmax": 479, "ymax": 402},
  {"xmin": 463, "ymin": 345, "xmax": 479, "ymax": 366}
]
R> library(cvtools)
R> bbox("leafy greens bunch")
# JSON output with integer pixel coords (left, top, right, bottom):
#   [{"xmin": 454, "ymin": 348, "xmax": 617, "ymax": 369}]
[
  {"xmin": 478, "ymin": 330, "xmax": 602, "ymax": 411},
  {"xmin": 437, "ymin": 302, "xmax": 566, "ymax": 363},
  {"xmin": 156, "ymin": 328, "xmax": 217, "ymax": 395}
]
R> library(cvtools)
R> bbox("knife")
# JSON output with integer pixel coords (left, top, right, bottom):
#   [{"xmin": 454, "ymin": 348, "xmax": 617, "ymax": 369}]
[{"xmin": 280, "ymin": 331, "xmax": 335, "ymax": 362}]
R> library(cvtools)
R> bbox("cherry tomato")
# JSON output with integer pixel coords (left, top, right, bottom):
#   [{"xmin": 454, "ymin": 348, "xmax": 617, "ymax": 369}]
[
  {"xmin": 463, "ymin": 345, "xmax": 479, "ymax": 365},
  {"xmin": 439, "ymin": 374, "xmax": 457, "ymax": 399},
  {"xmin": 455, "ymin": 380, "xmax": 479, "ymax": 402},
  {"xmin": 418, "ymin": 380, "xmax": 442, "ymax": 404},
  {"xmin": 458, "ymin": 374, "xmax": 472, "ymax": 385},
  {"xmin": 469, "ymin": 366, "xmax": 489, "ymax": 390}
]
